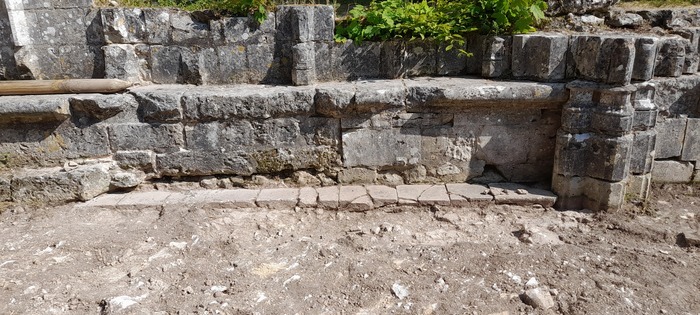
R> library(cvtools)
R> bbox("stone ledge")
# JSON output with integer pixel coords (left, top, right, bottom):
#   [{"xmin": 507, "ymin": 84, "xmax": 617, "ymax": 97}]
[
  {"xmin": 77, "ymin": 183, "xmax": 557, "ymax": 210},
  {"xmin": 0, "ymin": 95, "xmax": 72, "ymax": 124}
]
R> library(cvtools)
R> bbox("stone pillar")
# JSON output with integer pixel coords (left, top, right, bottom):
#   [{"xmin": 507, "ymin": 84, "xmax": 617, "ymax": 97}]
[
  {"xmin": 280, "ymin": 5, "xmax": 334, "ymax": 86},
  {"xmin": 553, "ymin": 81, "xmax": 643, "ymax": 211}
]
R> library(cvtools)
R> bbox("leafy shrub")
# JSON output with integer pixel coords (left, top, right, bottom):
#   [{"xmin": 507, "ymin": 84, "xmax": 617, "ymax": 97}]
[
  {"xmin": 335, "ymin": 0, "xmax": 548, "ymax": 51},
  {"xmin": 103, "ymin": 0, "xmax": 272, "ymax": 21}
]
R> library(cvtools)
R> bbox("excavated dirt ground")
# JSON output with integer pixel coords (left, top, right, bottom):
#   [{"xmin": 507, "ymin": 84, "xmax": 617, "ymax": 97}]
[{"xmin": 0, "ymin": 184, "xmax": 699, "ymax": 315}]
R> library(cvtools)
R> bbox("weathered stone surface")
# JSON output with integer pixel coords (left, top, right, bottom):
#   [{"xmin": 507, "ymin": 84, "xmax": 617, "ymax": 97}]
[
  {"xmin": 512, "ymin": 33, "xmax": 568, "ymax": 81},
  {"xmin": 14, "ymin": 44, "xmax": 104, "ymax": 80},
  {"xmin": 655, "ymin": 38, "xmax": 686, "ymax": 78},
  {"xmin": 200, "ymin": 189, "xmax": 259, "ymax": 209},
  {"xmin": 521, "ymin": 288, "xmax": 555, "ymax": 310},
  {"xmin": 292, "ymin": 42, "xmax": 316, "ymax": 85},
  {"xmin": 481, "ymin": 36, "xmax": 511, "ymax": 78},
  {"xmin": 170, "ymin": 10, "xmax": 211, "ymax": 46},
  {"xmin": 182, "ymin": 85, "xmax": 314, "ymax": 120},
  {"xmin": 445, "ymin": 183, "xmax": 493, "ymax": 205},
  {"xmin": 583, "ymin": 177, "xmax": 626, "ymax": 211},
  {"xmin": 405, "ymin": 77, "xmax": 568, "ymax": 108},
  {"xmin": 381, "ymin": 40, "xmax": 437, "ymax": 78},
  {"xmin": 342, "ymin": 128, "xmax": 421, "ymax": 168},
  {"xmin": 655, "ymin": 117, "xmax": 687, "ymax": 159},
  {"xmin": 109, "ymin": 123, "xmax": 184, "ymax": 153},
  {"xmin": 114, "ymin": 150, "xmax": 155, "ymax": 172},
  {"xmin": 630, "ymin": 130, "xmax": 656, "ymax": 175},
  {"xmin": 586, "ymin": 134, "xmax": 633, "ymax": 182},
  {"xmin": 110, "ymin": 170, "xmax": 145, "ymax": 189},
  {"xmin": 553, "ymin": 131, "xmax": 591, "ymax": 177},
  {"xmin": 650, "ymin": 75, "xmax": 700, "ymax": 115},
  {"xmin": 101, "ymin": 8, "xmax": 147, "ymax": 44},
  {"xmin": 627, "ymin": 173, "xmax": 652, "ymax": 200},
  {"xmin": 488, "ymin": 183, "xmax": 557, "ymax": 207},
  {"xmin": 315, "ymin": 80, "xmax": 405, "ymax": 118},
  {"xmin": 552, "ymin": 174, "xmax": 585, "ymax": 209},
  {"xmin": 0, "ymin": 175, "xmax": 11, "ymax": 202},
  {"xmin": 156, "ymin": 151, "xmax": 253, "ymax": 176},
  {"xmin": 11, "ymin": 164, "xmax": 111, "ymax": 203},
  {"xmin": 338, "ymin": 168, "xmax": 377, "ymax": 184},
  {"xmin": 417, "ymin": 184, "xmax": 451, "ymax": 205},
  {"xmin": 682, "ymin": 118, "xmax": 700, "ymax": 161},
  {"xmin": 0, "ymin": 95, "xmax": 70, "ymax": 124},
  {"xmin": 590, "ymin": 107, "xmax": 634, "ymax": 136},
  {"xmin": 131, "ymin": 87, "xmax": 183, "ymax": 123},
  {"xmin": 547, "ymin": 0, "xmax": 619, "ymax": 15},
  {"xmin": 652, "ymin": 160, "xmax": 694, "ymax": 183},
  {"xmin": 396, "ymin": 184, "xmax": 428, "ymax": 205},
  {"xmin": 69, "ymin": 94, "xmax": 134, "ymax": 121},
  {"xmin": 338, "ymin": 186, "xmax": 373, "ymax": 211},
  {"xmin": 298, "ymin": 186, "xmax": 318, "ymax": 207},
  {"xmin": 210, "ymin": 12, "xmax": 275, "ymax": 46},
  {"xmin": 256, "ymin": 188, "xmax": 299, "ymax": 209},
  {"xmin": 275, "ymin": 5, "xmax": 334, "ymax": 43},
  {"xmin": 103, "ymin": 44, "xmax": 148, "ymax": 82},
  {"xmin": 436, "ymin": 42, "xmax": 467, "ymax": 76},
  {"xmin": 316, "ymin": 186, "xmax": 339, "ymax": 209},
  {"xmin": 366, "ymin": 185, "xmax": 398, "ymax": 207},
  {"xmin": 568, "ymin": 35, "xmax": 635, "ymax": 85},
  {"xmin": 149, "ymin": 45, "xmax": 181, "ymax": 84},
  {"xmin": 143, "ymin": 8, "xmax": 172, "ymax": 44},
  {"xmin": 632, "ymin": 37, "xmax": 659, "ymax": 81},
  {"xmin": 607, "ymin": 11, "xmax": 644, "ymax": 28},
  {"xmin": 317, "ymin": 41, "xmax": 381, "ymax": 81}
]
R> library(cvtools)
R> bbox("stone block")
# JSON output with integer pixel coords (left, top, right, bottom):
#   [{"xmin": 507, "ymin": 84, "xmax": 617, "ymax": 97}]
[
  {"xmin": 0, "ymin": 95, "xmax": 70, "ymax": 124},
  {"xmin": 0, "ymin": 175, "xmax": 10, "ymax": 202},
  {"xmin": 170, "ymin": 10, "xmax": 211, "ymax": 46},
  {"xmin": 587, "ymin": 134, "xmax": 633, "ymax": 182},
  {"xmin": 630, "ymin": 130, "xmax": 656, "ymax": 175},
  {"xmin": 381, "ymin": 40, "xmax": 436, "ymax": 78},
  {"xmin": 552, "ymin": 174, "xmax": 585, "ymax": 208},
  {"xmin": 209, "ymin": 45, "xmax": 248, "ymax": 84},
  {"xmin": 632, "ymin": 110, "xmax": 658, "ymax": 131},
  {"xmin": 256, "ymin": 188, "xmax": 299, "ymax": 209},
  {"xmin": 69, "ymin": 93, "xmax": 134, "ymax": 122},
  {"xmin": 320, "ymin": 41, "xmax": 381, "ymax": 81},
  {"xmin": 338, "ymin": 186, "xmax": 373, "ymax": 211},
  {"xmin": 101, "ymin": 8, "xmax": 147, "ymax": 44},
  {"xmin": 655, "ymin": 38, "xmax": 686, "ymax": 78},
  {"xmin": 199, "ymin": 189, "xmax": 259, "ymax": 209},
  {"xmin": 553, "ymin": 131, "xmax": 591, "ymax": 177},
  {"xmin": 210, "ymin": 13, "xmax": 275, "ymax": 46},
  {"xmin": 482, "ymin": 36, "xmax": 511, "ymax": 78},
  {"xmin": 292, "ymin": 42, "xmax": 316, "ymax": 85},
  {"xmin": 103, "ymin": 44, "xmax": 147, "ymax": 82},
  {"xmin": 512, "ymin": 33, "xmax": 568, "ymax": 81},
  {"xmin": 276, "ymin": 5, "xmax": 334, "ymax": 43},
  {"xmin": 632, "ymin": 37, "xmax": 659, "ymax": 81},
  {"xmin": 652, "ymin": 160, "xmax": 694, "ymax": 183},
  {"xmin": 131, "ymin": 88, "xmax": 183, "ymax": 123},
  {"xmin": 674, "ymin": 28, "xmax": 700, "ymax": 73},
  {"xmin": 463, "ymin": 33, "xmax": 485, "ymax": 75},
  {"xmin": 546, "ymin": 0, "xmax": 618, "ymax": 15},
  {"xmin": 109, "ymin": 123, "xmax": 184, "ymax": 153},
  {"xmin": 627, "ymin": 173, "xmax": 652, "ymax": 200},
  {"xmin": 316, "ymin": 186, "xmax": 339, "ymax": 209},
  {"xmin": 590, "ymin": 108, "xmax": 633, "ymax": 136},
  {"xmin": 338, "ymin": 168, "xmax": 377, "ymax": 184},
  {"xmin": 114, "ymin": 150, "xmax": 155, "ymax": 172},
  {"xmin": 650, "ymin": 75, "xmax": 700, "ymax": 115},
  {"xmin": 583, "ymin": 177, "xmax": 626, "ymax": 211},
  {"xmin": 568, "ymin": 35, "xmax": 635, "ymax": 85},
  {"xmin": 488, "ymin": 183, "xmax": 557, "ymax": 207},
  {"xmin": 156, "ymin": 151, "xmax": 254, "ymax": 176},
  {"xmin": 366, "ymin": 185, "xmax": 398, "ymax": 207},
  {"xmin": 149, "ymin": 45, "xmax": 180, "ymax": 84},
  {"xmin": 561, "ymin": 107, "xmax": 592, "ymax": 134},
  {"xmin": 11, "ymin": 164, "xmax": 110, "ymax": 203},
  {"xmin": 23, "ymin": 8, "xmax": 95, "ymax": 45},
  {"xmin": 342, "ymin": 128, "xmax": 421, "ymax": 168},
  {"xmin": 445, "ymin": 183, "xmax": 492, "ymax": 205},
  {"xmin": 436, "ymin": 42, "xmax": 467, "ymax": 76},
  {"xmin": 182, "ymin": 85, "xmax": 314, "ymax": 120},
  {"xmin": 246, "ymin": 43, "xmax": 285, "ymax": 84},
  {"xmin": 682, "ymin": 118, "xmax": 700, "ymax": 161},
  {"xmin": 655, "ymin": 117, "xmax": 687, "ymax": 159},
  {"xmin": 298, "ymin": 187, "xmax": 318, "ymax": 207},
  {"xmin": 143, "ymin": 8, "xmax": 172, "ymax": 44},
  {"xmin": 14, "ymin": 44, "xmax": 104, "ymax": 79}
]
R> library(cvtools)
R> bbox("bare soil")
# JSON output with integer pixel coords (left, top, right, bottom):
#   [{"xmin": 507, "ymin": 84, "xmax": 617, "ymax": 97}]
[{"xmin": 0, "ymin": 184, "xmax": 699, "ymax": 315}]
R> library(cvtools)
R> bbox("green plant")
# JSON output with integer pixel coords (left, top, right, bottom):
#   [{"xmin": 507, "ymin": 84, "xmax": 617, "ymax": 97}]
[
  {"xmin": 103, "ymin": 0, "xmax": 272, "ymax": 22},
  {"xmin": 335, "ymin": 0, "xmax": 547, "ymax": 52}
]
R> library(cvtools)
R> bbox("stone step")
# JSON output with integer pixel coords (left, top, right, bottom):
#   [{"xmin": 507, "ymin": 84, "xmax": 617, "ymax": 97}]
[{"xmin": 77, "ymin": 183, "xmax": 557, "ymax": 211}]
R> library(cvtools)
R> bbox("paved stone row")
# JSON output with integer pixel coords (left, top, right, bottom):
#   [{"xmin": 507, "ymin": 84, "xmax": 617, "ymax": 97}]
[{"xmin": 80, "ymin": 183, "xmax": 557, "ymax": 211}]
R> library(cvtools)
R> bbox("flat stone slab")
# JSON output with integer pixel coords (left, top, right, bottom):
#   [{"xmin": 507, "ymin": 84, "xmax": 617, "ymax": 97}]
[
  {"xmin": 198, "ymin": 189, "xmax": 259, "ymax": 208},
  {"xmin": 0, "ymin": 95, "xmax": 72, "ymax": 124},
  {"xmin": 338, "ymin": 186, "xmax": 373, "ymax": 211},
  {"xmin": 256, "ymin": 188, "xmax": 299, "ymax": 209},
  {"xmin": 397, "ymin": 185, "xmax": 430, "ymax": 205},
  {"xmin": 396, "ymin": 184, "xmax": 450, "ymax": 205},
  {"xmin": 366, "ymin": 185, "xmax": 398, "ymax": 207},
  {"xmin": 316, "ymin": 186, "xmax": 340, "ymax": 209},
  {"xmin": 298, "ymin": 187, "xmax": 318, "ymax": 207},
  {"xmin": 445, "ymin": 183, "xmax": 493, "ymax": 205},
  {"xmin": 488, "ymin": 183, "xmax": 557, "ymax": 207},
  {"xmin": 116, "ymin": 191, "xmax": 174, "ymax": 209}
]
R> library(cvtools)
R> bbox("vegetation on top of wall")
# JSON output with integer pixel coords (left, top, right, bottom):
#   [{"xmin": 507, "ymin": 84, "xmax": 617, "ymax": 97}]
[{"xmin": 334, "ymin": 0, "xmax": 547, "ymax": 52}]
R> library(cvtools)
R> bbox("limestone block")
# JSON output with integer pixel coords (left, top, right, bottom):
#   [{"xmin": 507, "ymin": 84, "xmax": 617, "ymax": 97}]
[
  {"xmin": 607, "ymin": 12, "xmax": 644, "ymax": 28},
  {"xmin": 681, "ymin": 118, "xmax": 700, "ymax": 161},
  {"xmin": 210, "ymin": 12, "xmax": 275, "ymax": 46},
  {"xmin": 181, "ymin": 85, "xmax": 314, "ymax": 120},
  {"xmin": 552, "ymin": 174, "xmax": 585, "ymax": 209},
  {"xmin": 26, "ymin": 8, "xmax": 96, "ymax": 45},
  {"xmin": 110, "ymin": 170, "xmax": 145, "ymax": 189},
  {"xmin": 655, "ymin": 38, "xmax": 686, "ymax": 78},
  {"xmin": 11, "ymin": 164, "xmax": 111, "ymax": 203},
  {"xmin": 655, "ymin": 117, "xmax": 687, "ymax": 159},
  {"xmin": 0, "ymin": 95, "xmax": 70, "ymax": 124},
  {"xmin": 109, "ymin": 123, "xmax": 184, "ymax": 153},
  {"xmin": 14, "ymin": 45, "xmax": 104, "ymax": 79},
  {"xmin": 338, "ymin": 186, "xmax": 373, "ymax": 211},
  {"xmin": 318, "ymin": 41, "xmax": 381, "ymax": 81},
  {"xmin": 630, "ymin": 130, "xmax": 656, "ymax": 175},
  {"xmin": 512, "ymin": 33, "xmax": 568, "ymax": 81},
  {"xmin": 149, "ymin": 45, "xmax": 180, "ymax": 84},
  {"xmin": 650, "ymin": 75, "xmax": 700, "ymax": 115},
  {"xmin": 316, "ymin": 186, "xmax": 339, "ymax": 209},
  {"xmin": 546, "ymin": 0, "xmax": 619, "ymax": 15},
  {"xmin": 568, "ymin": 35, "xmax": 635, "ymax": 85},
  {"xmin": 591, "ymin": 108, "xmax": 634, "ymax": 136},
  {"xmin": 131, "ymin": 87, "xmax": 183, "ymax": 123},
  {"xmin": 298, "ymin": 187, "xmax": 318, "ymax": 207},
  {"xmin": 246, "ymin": 43, "xmax": 286, "ymax": 84},
  {"xmin": 381, "ymin": 40, "xmax": 437, "ymax": 78},
  {"xmin": 587, "ymin": 134, "xmax": 633, "ymax": 182},
  {"xmin": 143, "ymin": 8, "xmax": 172, "ymax": 44},
  {"xmin": 652, "ymin": 160, "xmax": 693, "ymax": 183},
  {"xmin": 627, "ymin": 173, "xmax": 652, "ymax": 200},
  {"xmin": 315, "ymin": 80, "xmax": 405, "ymax": 118},
  {"xmin": 673, "ymin": 28, "xmax": 700, "ymax": 73},
  {"xmin": 170, "ymin": 11, "xmax": 211, "ymax": 46},
  {"xmin": 437, "ymin": 42, "xmax": 467, "ymax": 76},
  {"xmin": 632, "ymin": 37, "xmax": 659, "ymax": 81},
  {"xmin": 114, "ymin": 150, "xmax": 155, "ymax": 172},
  {"xmin": 445, "ymin": 183, "xmax": 493, "ymax": 205},
  {"xmin": 257, "ymin": 188, "xmax": 299, "ymax": 209},
  {"xmin": 276, "ymin": 5, "xmax": 334, "ymax": 42},
  {"xmin": 292, "ymin": 42, "xmax": 316, "ymax": 85},
  {"xmin": 156, "ymin": 151, "xmax": 254, "ymax": 176},
  {"xmin": 583, "ymin": 177, "xmax": 626, "ymax": 211},
  {"xmin": 561, "ymin": 107, "xmax": 592, "ymax": 134},
  {"xmin": 366, "ymin": 185, "xmax": 398, "ymax": 207},
  {"xmin": 103, "ymin": 44, "xmax": 148, "ymax": 82},
  {"xmin": 482, "ymin": 36, "xmax": 511, "ymax": 78},
  {"xmin": 553, "ymin": 131, "xmax": 591, "ymax": 177},
  {"xmin": 69, "ymin": 93, "xmax": 134, "ymax": 121},
  {"xmin": 101, "ymin": 8, "xmax": 147, "ymax": 44},
  {"xmin": 338, "ymin": 168, "xmax": 377, "ymax": 184},
  {"xmin": 342, "ymin": 128, "xmax": 421, "ymax": 168},
  {"xmin": 463, "ymin": 33, "xmax": 485, "ymax": 74}
]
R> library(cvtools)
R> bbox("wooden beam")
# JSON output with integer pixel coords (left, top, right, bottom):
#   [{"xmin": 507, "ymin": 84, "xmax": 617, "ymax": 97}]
[{"xmin": 0, "ymin": 79, "xmax": 133, "ymax": 96}]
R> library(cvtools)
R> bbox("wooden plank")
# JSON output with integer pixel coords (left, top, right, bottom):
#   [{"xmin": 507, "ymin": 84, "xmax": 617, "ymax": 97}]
[{"xmin": 0, "ymin": 79, "xmax": 133, "ymax": 96}]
